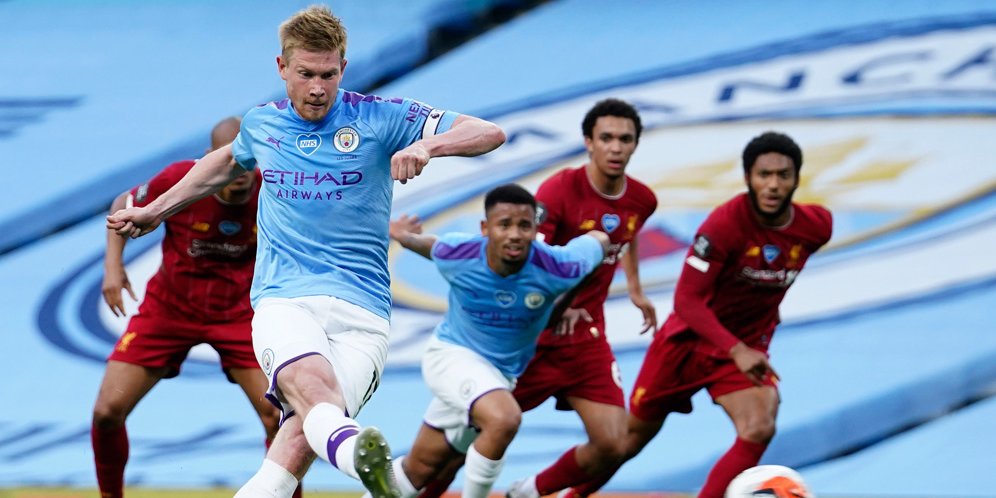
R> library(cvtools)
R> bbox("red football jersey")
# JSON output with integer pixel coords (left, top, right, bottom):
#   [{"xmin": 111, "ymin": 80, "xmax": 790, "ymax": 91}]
[
  {"xmin": 131, "ymin": 161, "xmax": 259, "ymax": 323},
  {"xmin": 661, "ymin": 193, "xmax": 832, "ymax": 357},
  {"xmin": 535, "ymin": 165, "xmax": 658, "ymax": 346}
]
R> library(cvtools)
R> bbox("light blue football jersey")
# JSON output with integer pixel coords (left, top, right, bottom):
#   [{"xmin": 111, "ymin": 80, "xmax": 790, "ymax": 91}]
[
  {"xmin": 231, "ymin": 90, "xmax": 459, "ymax": 318},
  {"xmin": 431, "ymin": 233, "xmax": 603, "ymax": 377}
]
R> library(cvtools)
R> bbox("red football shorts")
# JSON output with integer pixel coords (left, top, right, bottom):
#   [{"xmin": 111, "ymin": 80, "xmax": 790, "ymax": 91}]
[
  {"xmin": 629, "ymin": 333, "xmax": 778, "ymax": 421},
  {"xmin": 107, "ymin": 312, "xmax": 258, "ymax": 379},
  {"xmin": 514, "ymin": 339, "xmax": 625, "ymax": 411}
]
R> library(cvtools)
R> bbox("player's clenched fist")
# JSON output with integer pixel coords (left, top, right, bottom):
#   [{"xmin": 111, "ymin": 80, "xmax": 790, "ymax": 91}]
[
  {"xmin": 391, "ymin": 142, "xmax": 430, "ymax": 184},
  {"xmin": 107, "ymin": 207, "xmax": 162, "ymax": 239}
]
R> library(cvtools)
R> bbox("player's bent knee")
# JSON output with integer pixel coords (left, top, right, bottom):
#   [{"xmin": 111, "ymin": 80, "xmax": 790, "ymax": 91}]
[
  {"xmin": 740, "ymin": 419, "xmax": 776, "ymax": 443},
  {"xmin": 591, "ymin": 435, "xmax": 627, "ymax": 463},
  {"xmin": 91, "ymin": 403, "xmax": 128, "ymax": 428}
]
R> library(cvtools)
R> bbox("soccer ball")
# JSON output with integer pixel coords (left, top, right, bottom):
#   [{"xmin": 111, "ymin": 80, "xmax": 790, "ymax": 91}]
[{"xmin": 725, "ymin": 465, "xmax": 814, "ymax": 498}]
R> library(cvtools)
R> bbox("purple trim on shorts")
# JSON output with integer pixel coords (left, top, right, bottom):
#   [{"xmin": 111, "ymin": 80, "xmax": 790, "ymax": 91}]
[
  {"xmin": 266, "ymin": 352, "xmax": 323, "ymax": 425},
  {"xmin": 327, "ymin": 426, "xmax": 360, "ymax": 469},
  {"xmin": 421, "ymin": 421, "xmax": 471, "ymax": 455},
  {"xmin": 530, "ymin": 249, "xmax": 584, "ymax": 279},
  {"xmin": 434, "ymin": 240, "xmax": 483, "ymax": 260},
  {"xmin": 466, "ymin": 387, "xmax": 508, "ymax": 427}
]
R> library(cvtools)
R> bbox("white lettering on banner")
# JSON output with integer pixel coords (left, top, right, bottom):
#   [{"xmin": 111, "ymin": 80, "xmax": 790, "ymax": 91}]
[{"xmin": 480, "ymin": 26, "xmax": 996, "ymax": 167}]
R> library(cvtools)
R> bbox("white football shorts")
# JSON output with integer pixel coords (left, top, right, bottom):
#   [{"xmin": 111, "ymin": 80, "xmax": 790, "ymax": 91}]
[
  {"xmin": 252, "ymin": 295, "xmax": 389, "ymax": 421},
  {"xmin": 421, "ymin": 336, "xmax": 516, "ymax": 453}
]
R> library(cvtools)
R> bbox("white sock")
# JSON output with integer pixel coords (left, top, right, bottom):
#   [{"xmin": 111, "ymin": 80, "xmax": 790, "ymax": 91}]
[
  {"xmin": 394, "ymin": 456, "xmax": 420, "ymax": 498},
  {"xmin": 358, "ymin": 457, "xmax": 417, "ymax": 498},
  {"xmin": 303, "ymin": 402, "xmax": 361, "ymax": 480},
  {"xmin": 463, "ymin": 444, "xmax": 505, "ymax": 498},
  {"xmin": 514, "ymin": 476, "xmax": 539, "ymax": 498},
  {"xmin": 234, "ymin": 458, "xmax": 299, "ymax": 498}
]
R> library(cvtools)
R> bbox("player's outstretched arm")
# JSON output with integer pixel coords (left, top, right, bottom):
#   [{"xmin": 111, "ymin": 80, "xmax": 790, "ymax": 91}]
[
  {"xmin": 102, "ymin": 191, "xmax": 138, "ymax": 317},
  {"xmin": 547, "ymin": 231, "xmax": 611, "ymax": 335},
  {"xmin": 621, "ymin": 237, "xmax": 657, "ymax": 334},
  {"xmin": 389, "ymin": 214, "xmax": 437, "ymax": 260},
  {"xmin": 107, "ymin": 144, "xmax": 246, "ymax": 238},
  {"xmin": 391, "ymin": 115, "xmax": 505, "ymax": 184}
]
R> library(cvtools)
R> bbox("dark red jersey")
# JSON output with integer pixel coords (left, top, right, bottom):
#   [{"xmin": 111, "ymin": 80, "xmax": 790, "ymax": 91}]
[
  {"xmin": 131, "ymin": 161, "xmax": 259, "ymax": 323},
  {"xmin": 534, "ymin": 165, "xmax": 657, "ymax": 346},
  {"xmin": 661, "ymin": 193, "xmax": 832, "ymax": 356}
]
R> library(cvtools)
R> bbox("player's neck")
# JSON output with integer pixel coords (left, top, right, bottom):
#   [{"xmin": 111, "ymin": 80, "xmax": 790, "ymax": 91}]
[
  {"xmin": 585, "ymin": 164, "xmax": 626, "ymax": 198},
  {"xmin": 487, "ymin": 252, "xmax": 525, "ymax": 277},
  {"xmin": 752, "ymin": 204, "xmax": 794, "ymax": 228}
]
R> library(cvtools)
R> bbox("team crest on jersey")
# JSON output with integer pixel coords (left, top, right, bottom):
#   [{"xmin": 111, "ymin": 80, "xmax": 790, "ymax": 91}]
[
  {"xmin": 218, "ymin": 220, "xmax": 241, "ymax": 235},
  {"xmin": 524, "ymin": 292, "xmax": 545, "ymax": 309},
  {"xmin": 261, "ymin": 348, "xmax": 274, "ymax": 375},
  {"xmin": 601, "ymin": 214, "xmax": 621, "ymax": 233},
  {"xmin": 334, "ymin": 127, "xmax": 360, "ymax": 153},
  {"xmin": 579, "ymin": 219, "xmax": 596, "ymax": 230},
  {"xmin": 192, "ymin": 222, "xmax": 210, "ymax": 233},
  {"xmin": 763, "ymin": 244, "xmax": 781, "ymax": 263},
  {"xmin": 494, "ymin": 290, "xmax": 516, "ymax": 308},
  {"xmin": 296, "ymin": 133, "xmax": 322, "ymax": 156},
  {"xmin": 459, "ymin": 379, "xmax": 477, "ymax": 399}
]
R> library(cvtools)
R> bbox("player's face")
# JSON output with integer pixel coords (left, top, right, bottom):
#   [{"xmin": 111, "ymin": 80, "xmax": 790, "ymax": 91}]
[
  {"xmin": 584, "ymin": 116, "xmax": 638, "ymax": 180},
  {"xmin": 747, "ymin": 152, "xmax": 798, "ymax": 223},
  {"xmin": 278, "ymin": 48, "xmax": 346, "ymax": 122},
  {"xmin": 482, "ymin": 202, "xmax": 537, "ymax": 271}
]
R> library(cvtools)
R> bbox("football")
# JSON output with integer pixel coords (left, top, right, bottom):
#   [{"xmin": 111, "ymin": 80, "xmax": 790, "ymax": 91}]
[{"xmin": 725, "ymin": 465, "xmax": 815, "ymax": 498}]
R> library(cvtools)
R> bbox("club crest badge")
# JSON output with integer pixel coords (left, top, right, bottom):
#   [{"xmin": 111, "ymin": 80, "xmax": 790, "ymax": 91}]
[
  {"xmin": 334, "ymin": 127, "xmax": 360, "ymax": 153},
  {"xmin": 261, "ymin": 348, "xmax": 274, "ymax": 375},
  {"xmin": 524, "ymin": 292, "xmax": 545, "ymax": 309},
  {"xmin": 296, "ymin": 133, "xmax": 322, "ymax": 156}
]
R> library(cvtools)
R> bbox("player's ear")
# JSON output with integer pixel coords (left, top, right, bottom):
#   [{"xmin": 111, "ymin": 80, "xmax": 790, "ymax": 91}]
[{"xmin": 480, "ymin": 219, "xmax": 487, "ymax": 236}]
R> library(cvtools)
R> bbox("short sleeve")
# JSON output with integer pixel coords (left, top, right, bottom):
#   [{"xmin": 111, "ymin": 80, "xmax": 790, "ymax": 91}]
[
  {"xmin": 231, "ymin": 119, "xmax": 257, "ymax": 171},
  {"xmin": 430, "ymin": 232, "xmax": 481, "ymax": 282},
  {"xmin": 371, "ymin": 97, "xmax": 461, "ymax": 153},
  {"xmin": 534, "ymin": 174, "xmax": 564, "ymax": 242}
]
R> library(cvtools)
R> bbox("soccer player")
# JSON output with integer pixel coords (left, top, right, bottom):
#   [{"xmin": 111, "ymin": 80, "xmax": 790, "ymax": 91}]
[
  {"xmin": 418, "ymin": 98, "xmax": 658, "ymax": 498},
  {"xmin": 384, "ymin": 184, "xmax": 609, "ymax": 498},
  {"xmin": 564, "ymin": 131, "xmax": 833, "ymax": 498},
  {"xmin": 92, "ymin": 116, "xmax": 285, "ymax": 498},
  {"xmin": 106, "ymin": 6, "xmax": 505, "ymax": 498}
]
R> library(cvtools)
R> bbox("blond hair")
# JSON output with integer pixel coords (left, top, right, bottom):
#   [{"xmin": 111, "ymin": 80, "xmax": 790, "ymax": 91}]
[{"xmin": 279, "ymin": 5, "xmax": 347, "ymax": 60}]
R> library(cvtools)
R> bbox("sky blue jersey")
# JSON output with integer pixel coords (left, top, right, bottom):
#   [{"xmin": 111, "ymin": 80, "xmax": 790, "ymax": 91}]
[
  {"xmin": 431, "ymin": 232, "xmax": 604, "ymax": 377},
  {"xmin": 231, "ymin": 90, "xmax": 459, "ymax": 318}
]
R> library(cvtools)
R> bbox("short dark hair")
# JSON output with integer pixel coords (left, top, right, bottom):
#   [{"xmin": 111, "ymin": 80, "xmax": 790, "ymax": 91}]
[
  {"xmin": 742, "ymin": 131, "xmax": 803, "ymax": 174},
  {"xmin": 484, "ymin": 184, "xmax": 536, "ymax": 214},
  {"xmin": 581, "ymin": 98, "xmax": 643, "ymax": 142}
]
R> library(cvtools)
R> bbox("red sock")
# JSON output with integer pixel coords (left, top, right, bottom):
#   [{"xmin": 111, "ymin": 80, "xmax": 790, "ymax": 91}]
[
  {"xmin": 92, "ymin": 423, "xmax": 129, "ymax": 498},
  {"xmin": 418, "ymin": 474, "xmax": 457, "ymax": 498},
  {"xmin": 698, "ymin": 438, "xmax": 767, "ymax": 498},
  {"xmin": 265, "ymin": 438, "xmax": 304, "ymax": 498},
  {"xmin": 567, "ymin": 460, "xmax": 622, "ymax": 497},
  {"xmin": 535, "ymin": 446, "xmax": 594, "ymax": 495}
]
